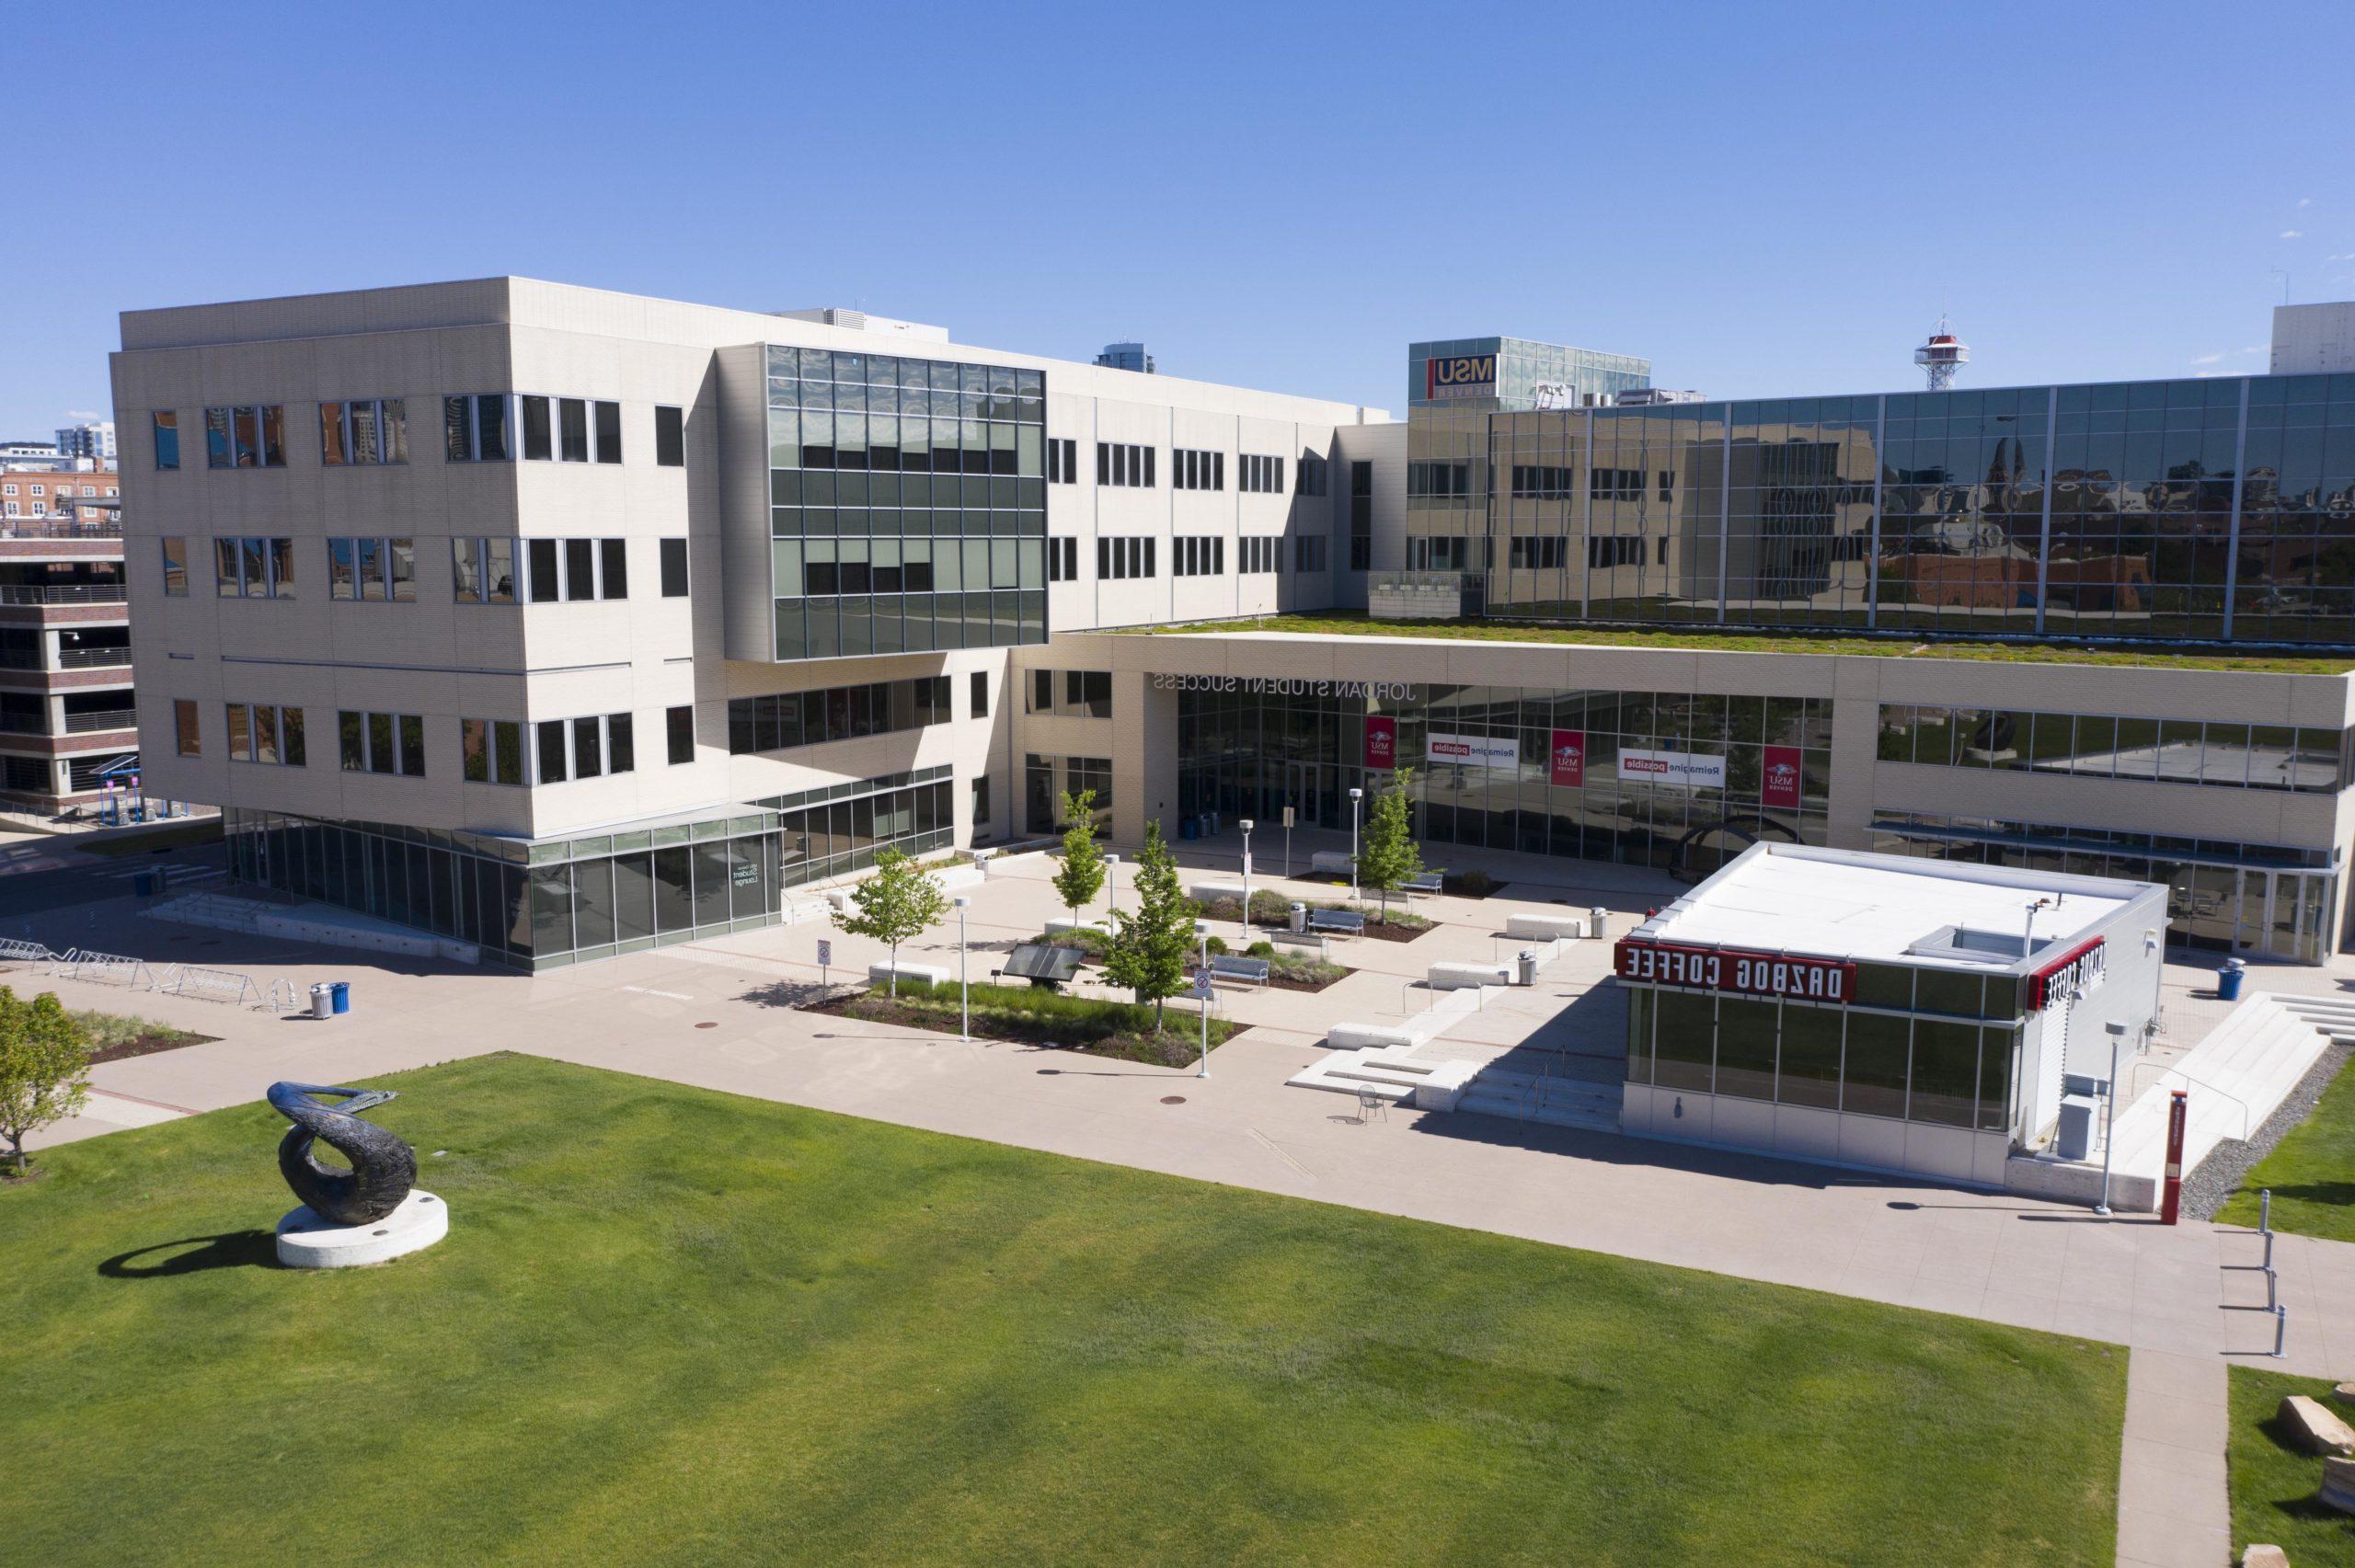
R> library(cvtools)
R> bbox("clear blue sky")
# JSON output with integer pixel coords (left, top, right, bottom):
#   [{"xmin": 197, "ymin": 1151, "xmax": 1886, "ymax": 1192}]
[{"xmin": 10, "ymin": 0, "xmax": 2352, "ymax": 437}]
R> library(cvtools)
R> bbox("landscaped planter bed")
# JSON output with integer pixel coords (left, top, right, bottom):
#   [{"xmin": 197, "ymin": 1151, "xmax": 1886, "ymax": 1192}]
[{"xmin": 806, "ymin": 978, "xmax": 1241, "ymax": 1068}]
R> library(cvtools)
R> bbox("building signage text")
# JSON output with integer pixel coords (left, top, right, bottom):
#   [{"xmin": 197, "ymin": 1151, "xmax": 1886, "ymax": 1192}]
[
  {"xmin": 1618, "ymin": 749, "xmax": 1727, "ymax": 790},
  {"xmin": 1549, "ymin": 728, "xmax": 1585, "ymax": 787},
  {"xmin": 1150, "ymin": 673, "xmax": 1415, "ymax": 701},
  {"xmin": 2028, "ymin": 937, "xmax": 2108, "ymax": 1011},
  {"xmin": 1762, "ymin": 745, "xmax": 1802, "ymax": 810},
  {"xmin": 1614, "ymin": 939, "xmax": 1855, "ymax": 1002},
  {"xmin": 1364, "ymin": 715, "xmax": 1397, "ymax": 772},
  {"xmin": 1425, "ymin": 353, "xmax": 1497, "ymax": 401},
  {"xmin": 1428, "ymin": 732, "xmax": 1519, "ymax": 770}
]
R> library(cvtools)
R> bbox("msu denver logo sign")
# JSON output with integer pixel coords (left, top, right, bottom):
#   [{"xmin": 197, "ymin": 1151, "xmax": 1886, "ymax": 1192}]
[{"xmin": 1425, "ymin": 353, "xmax": 1496, "ymax": 401}]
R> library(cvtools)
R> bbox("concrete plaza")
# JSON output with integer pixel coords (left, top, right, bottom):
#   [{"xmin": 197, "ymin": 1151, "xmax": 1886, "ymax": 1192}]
[{"xmin": 20, "ymin": 833, "xmax": 2355, "ymax": 1566}]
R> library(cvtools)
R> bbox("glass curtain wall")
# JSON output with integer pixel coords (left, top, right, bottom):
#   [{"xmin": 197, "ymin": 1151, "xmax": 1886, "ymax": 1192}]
[
  {"xmin": 1470, "ymin": 372, "xmax": 2355, "ymax": 646},
  {"xmin": 767, "ymin": 346, "xmax": 1046, "ymax": 661},
  {"xmin": 1177, "ymin": 683, "xmax": 1832, "ymax": 876}
]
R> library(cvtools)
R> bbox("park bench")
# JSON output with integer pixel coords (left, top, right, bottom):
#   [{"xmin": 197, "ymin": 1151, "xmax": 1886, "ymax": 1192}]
[
  {"xmin": 1202, "ymin": 954, "xmax": 1271, "ymax": 988},
  {"xmin": 1402, "ymin": 872, "xmax": 1444, "ymax": 896},
  {"xmin": 1269, "ymin": 929, "xmax": 1330, "ymax": 960},
  {"xmin": 867, "ymin": 960, "xmax": 950, "ymax": 989},
  {"xmin": 1307, "ymin": 908, "xmax": 1366, "ymax": 938}
]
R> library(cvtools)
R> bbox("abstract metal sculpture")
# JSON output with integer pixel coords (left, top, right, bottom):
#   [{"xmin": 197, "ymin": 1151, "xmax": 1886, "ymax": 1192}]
[{"xmin": 268, "ymin": 1082, "xmax": 416, "ymax": 1227}]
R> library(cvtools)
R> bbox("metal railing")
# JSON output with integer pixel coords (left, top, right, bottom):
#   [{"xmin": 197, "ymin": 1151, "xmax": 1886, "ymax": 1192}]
[
  {"xmin": 63, "ymin": 708, "xmax": 137, "ymax": 733},
  {"xmin": 57, "ymin": 647, "xmax": 132, "ymax": 669},
  {"xmin": 0, "ymin": 519, "xmax": 123, "ymax": 541},
  {"xmin": 0, "ymin": 584, "xmax": 127, "ymax": 605}
]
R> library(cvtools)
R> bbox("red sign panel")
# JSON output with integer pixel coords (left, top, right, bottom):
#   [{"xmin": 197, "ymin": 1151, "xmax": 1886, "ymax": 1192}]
[
  {"xmin": 1761, "ymin": 745, "xmax": 1802, "ymax": 810},
  {"xmin": 1363, "ymin": 715, "xmax": 1396, "ymax": 771},
  {"xmin": 1549, "ymin": 728, "xmax": 1585, "ymax": 787},
  {"xmin": 2027, "ymin": 936, "xmax": 2108, "ymax": 1011},
  {"xmin": 1614, "ymin": 939, "xmax": 1856, "ymax": 1003}
]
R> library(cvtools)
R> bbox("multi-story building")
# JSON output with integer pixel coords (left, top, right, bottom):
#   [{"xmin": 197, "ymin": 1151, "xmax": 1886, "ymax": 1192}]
[
  {"xmin": 1407, "ymin": 335, "xmax": 1651, "ymax": 412},
  {"xmin": 0, "ymin": 460, "xmax": 132, "ymax": 807},
  {"xmin": 54, "ymin": 420, "xmax": 116, "ymax": 462},
  {"xmin": 1094, "ymin": 342, "xmax": 1155, "ymax": 375},
  {"xmin": 108, "ymin": 278, "xmax": 2355, "ymax": 978}
]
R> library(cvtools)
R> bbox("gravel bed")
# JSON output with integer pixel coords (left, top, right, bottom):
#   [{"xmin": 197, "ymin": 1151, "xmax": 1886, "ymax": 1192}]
[{"xmin": 2178, "ymin": 1041, "xmax": 2350, "ymax": 1221}]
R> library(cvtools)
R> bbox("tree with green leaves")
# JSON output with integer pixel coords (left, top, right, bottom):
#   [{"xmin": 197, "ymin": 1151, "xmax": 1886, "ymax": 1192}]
[
  {"xmin": 1102, "ymin": 819, "xmax": 1197, "ymax": 1030},
  {"xmin": 0, "ymin": 989, "xmax": 92, "ymax": 1176},
  {"xmin": 1355, "ymin": 766, "xmax": 1425, "ymax": 922},
  {"xmin": 834, "ymin": 847, "xmax": 949, "ymax": 997},
  {"xmin": 1051, "ymin": 788, "xmax": 1106, "ymax": 933}
]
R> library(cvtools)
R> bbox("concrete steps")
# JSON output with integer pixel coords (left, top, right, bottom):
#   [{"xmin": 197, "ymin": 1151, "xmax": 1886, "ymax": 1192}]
[
  {"xmin": 1286, "ymin": 1048, "xmax": 1481, "ymax": 1108},
  {"xmin": 1457, "ymin": 1065, "xmax": 1623, "ymax": 1133}
]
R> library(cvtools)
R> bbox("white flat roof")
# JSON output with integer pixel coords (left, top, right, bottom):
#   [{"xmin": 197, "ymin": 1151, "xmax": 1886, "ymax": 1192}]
[{"xmin": 1637, "ymin": 842, "xmax": 2155, "ymax": 972}]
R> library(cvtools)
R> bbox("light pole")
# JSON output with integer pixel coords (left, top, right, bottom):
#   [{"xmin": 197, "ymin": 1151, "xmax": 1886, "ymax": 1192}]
[
  {"xmin": 1103, "ymin": 853, "xmax": 1120, "ymax": 925},
  {"xmin": 2097, "ymin": 1019, "xmax": 2126, "ymax": 1216},
  {"xmin": 1238, "ymin": 818, "xmax": 1255, "ymax": 940},
  {"xmin": 1348, "ymin": 786, "xmax": 1365, "ymax": 905},
  {"xmin": 952, "ymin": 894, "xmax": 971, "ymax": 1042},
  {"xmin": 1194, "ymin": 917, "xmax": 1212, "ymax": 1079}
]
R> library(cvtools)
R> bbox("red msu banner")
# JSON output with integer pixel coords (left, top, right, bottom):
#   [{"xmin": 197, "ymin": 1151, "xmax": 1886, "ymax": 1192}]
[
  {"xmin": 1363, "ymin": 715, "xmax": 1397, "ymax": 771},
  {"xmin": 1549, "ymin": 728, "xmax": 1586, "ymax": 787},
  {"xmin": 1614, "ymin": 939, "xmax": 1856, "ymax": 1002},
  {"xmin": 1761, "ymin": 745, "xmax": 1802, "ymax": 810}
]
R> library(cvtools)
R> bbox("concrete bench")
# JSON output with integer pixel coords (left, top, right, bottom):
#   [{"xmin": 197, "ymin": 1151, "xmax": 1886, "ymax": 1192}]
[
  {"xmin": 1310, "ymin": 850, "xmax": 1356, "ymax": 875},
  {"xmin": 1204, "ymin": 955, "xmax": 1270, "ymax": 987},
  {"xmin": 1428, "ymin": 961, "xmax": 1510, "ymax": 991},
  {"xmin": 868, "ymin": 960, "xmax": 950, "ymax": 989},
  {"xmin": 1505, "ymin": 912, "xmax": 1587, "ymax": 941},
  {"xmin": 1327, "ymin": 1021, "xmax": 1420, "ymax": 1052},
  {"xmin": 1189, "ymin": 880, "xmax": 1247, "ymax": 905},
  {"xmin": 1308, "ymin": 909, "xmax": 1365, "ymax": 937}
]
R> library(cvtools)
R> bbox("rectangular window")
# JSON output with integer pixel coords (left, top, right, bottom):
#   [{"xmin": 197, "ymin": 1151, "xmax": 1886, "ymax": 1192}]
[
  {"xmin": 536, "ymin": 718, "xmax": 568, "ymax": 783},
  {"xmin": 338, "ymin": 710, "xmax": 423, "ymax": 775},
  {"xmin": 667, "ymin": 704, "xmax": 695, "ymax": 765},
  {"xmin": 225, "ymin": 703, "xmax": 304, "ymax": 766},
  {"xmin": 594, "ymin": 400, "xmax": 622, "ymax": 464},
  {"xmin": 655, "ymin": 405, "xmax": 685, "ymax": 467},
  {"xmin": 329, "ymin": 537, "xmax": 358, "ymax": 600},
  {"xmin": 1046, "ymin": 436, "xmax": 1077, "ymax": 484},
  {"xmin": 1293, "ymin": 534, "xmax": 1327, "ymax": 573},
  {"xmin": 972, "ymin": 773, "xmax": 991, "ymax": 824},
  {"xmin": 1174, "ymin": 448, "xmax": 1226, "ymax": 491},
  {"xmin": 320, "ymin": 397, "xmax": 407, "ymax": 465},
  {"xmin": 1349, "ymin": 460, "xmax": 1373, "ymax": 570},
  {"xmin": 971, "ymin": 670, "xmax": 988, "ymax": 719},
  {"xmin": 1046, "ymin": 536, "xmax": 1080, "ymax": 582},
  {"xmin": 1096, "ymin": 441, "xmax": 1155, "ymax": 487},
  {"xmin": 558, "ymin": 397, "xmax": 589, "ymax": 462},
  {"xmin": 1299, "ymin": 455, "xmax": 1328, "ymax": 497},
  {"xmin": 203, "ymin": 405, "xmax": 286, "ymax": 469},
  {"xmin": 600, "ymin": 538, "xmax": 628, "ymax": 600},
  {"xmin": 160, "ymin": 536, "xmax": 189, "ymax": 596},
  {"xmin": 174, "ymin": 699, "xmax": 200, "ymax": 756},
  {"xmin": 153, "ymin": 411, "xmax": 179, "ymax": 471},
  {"xmin": 226, "ymin": 703, "xmax": 251, "ymax": 761},
  {"xmin": 660, "ymin": 538, "xmax": 688, "ymax": 598},
  {"xmin": 564, "ymin": 538, "xmax": 595, "ymax": 601},
  {"xmin": 399, "ymin": 714, "xmax": 425, "ymax": 777},
  {"xmin": 462, "ymin": 717, "xmax": 490, "ymax": 783},
  {"xmin": 528, "ymin": 539, "xmax": 560, "ymax": 603},
  {"xmin": 572, "ymin": 715, "xmax": 603, "ymax": 779},
  {"xmin": 606, "ymin": 712, "xmax": 634, "ymax": 773},
  {"xmin": 213, "ymin": 536, "xmax": 295, "ymax": 599},
  {"xmin": 443, "ymin": 395, "xmax": 511, "ymax": 462},
  {"xmin": 520, "ymin": 395, "xmax": 553, "ymax": 461}
]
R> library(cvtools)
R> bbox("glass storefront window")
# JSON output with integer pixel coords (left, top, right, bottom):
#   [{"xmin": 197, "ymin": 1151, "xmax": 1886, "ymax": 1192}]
[
  {"xmin": 1713, "ymin": 999, "xmax": 1778, "ymax": 1102},
  {"xmin": 1776, "ymin": 1003, "xmax": 1843, "ymax": 1110},
  {"xmin": 1841, "ymin": 1014, "xmax": 1910, "ymax": 1119},
  {"xmin": 1651, "ymin": 991, "xmax": 1715, "ymax": 1093}
]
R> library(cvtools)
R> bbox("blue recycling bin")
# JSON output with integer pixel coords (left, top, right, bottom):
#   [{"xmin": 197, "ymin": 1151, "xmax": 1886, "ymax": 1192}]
[
  {"xmin": 329, "ymin": 981, "xmax": 351, "ymax": 1014},
  {"xmin": 132, "ymin": 870, "xmax": 155, "ymax": 898},
  {"xmin": 2218, "ymin": 959, "xmax": 2246, "ymax": 1001},
  {"xmin": 1180, "ymin": 818, "xmax": 1199, "ymax": 841}
]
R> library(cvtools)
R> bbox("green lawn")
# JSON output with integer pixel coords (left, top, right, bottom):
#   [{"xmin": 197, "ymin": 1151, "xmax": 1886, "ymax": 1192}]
[
  {"xmin": 1134, "ymin": 612, "xmax": 2355, "ymax": 676},
  {"xmin": 2220, "ymin": 1054, "xmax": 2355, "ymax": 1240},
  {"xmin": 0, "ymin": 1054, "xmax": 2129, "ymax": 1564},
  {"xmin": 2228, "ymin": 1368, "xmax": 2355, "ymax": 1561}
]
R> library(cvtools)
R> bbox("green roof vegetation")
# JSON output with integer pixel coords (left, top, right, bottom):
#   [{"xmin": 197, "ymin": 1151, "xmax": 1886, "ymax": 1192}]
[
  {"xmin": 0, "ymin": 1052, "xmax": 2128, "ymax": 1562},
  {"xmin": 1131, "ymin": 613, "xmax": 2355, "ymax": 676}
]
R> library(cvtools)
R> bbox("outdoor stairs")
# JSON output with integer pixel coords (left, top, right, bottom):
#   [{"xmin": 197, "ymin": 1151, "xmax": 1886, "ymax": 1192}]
[
  {"xmin": 2036, "ymin": 990, "xmax": 2343, "ymax": 1211},
  {"xmin": 1286, "ymin": 1047, "xmax": 1480, "ymax": 1105},
  {"xmin": 1456, "ymin": 1064, "xmax": 1623, "ymax": 1133}
]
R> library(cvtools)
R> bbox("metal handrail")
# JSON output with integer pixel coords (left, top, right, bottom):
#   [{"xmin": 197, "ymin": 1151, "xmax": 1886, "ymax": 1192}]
[
  {"xmin": 0, "ymin": 520, "xmax": 122, "ymax": 540},
  {"xmin": 0, "ymin": 585, "xmax": 127, "ymax": 604},
  {"xmin": 2143, "ymin": 1061, "xmax": 2256, "ymax": 1142},
  {"xmin": 63, "ymin": 709, "xmax": 137, "ymax": 733},
  {"xmin": 57, "ymin": 647, "xmax": 132, "ymax": 668}
]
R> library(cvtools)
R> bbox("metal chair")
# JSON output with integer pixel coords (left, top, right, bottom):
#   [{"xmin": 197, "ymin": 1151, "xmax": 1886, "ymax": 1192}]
[{"xmin": 1356, "ymin": 1083, "xmax": 1389, "ymax": 1123}]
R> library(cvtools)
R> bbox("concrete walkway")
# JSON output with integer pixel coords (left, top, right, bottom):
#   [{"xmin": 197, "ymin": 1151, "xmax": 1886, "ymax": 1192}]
[{"xmin": 19, "ymin": 845, "xmax": 2354, "ymax": 1565}]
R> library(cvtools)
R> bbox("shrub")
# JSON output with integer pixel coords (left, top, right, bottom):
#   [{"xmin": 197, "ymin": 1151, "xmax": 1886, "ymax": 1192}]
[
  {"xmin": 1247, "ymin": 889, "xmax": 1292, "ymax": 923},
  {"xmin": 1204, "ymin": 935, "xmax": 1229, "ymax": 956},
  {"xmin": 1246, "ymin": 940, "xmax": 1274, "ymax": 958},
  {"xmin": 1445, "ymin": 869, "xmax": 1499, "ymax": 898}
]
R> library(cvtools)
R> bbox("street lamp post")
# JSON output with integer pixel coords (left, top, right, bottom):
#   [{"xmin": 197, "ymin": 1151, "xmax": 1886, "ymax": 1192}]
[
  {"xmin": 1348, "ymin": 786, "xmax": 1365, "ymax": 905},
  {"xmin": 1238, "ymin": 818, "xmax": 1255, "ymax": 940},
  {"xmin": 1103, "ymin": 853, "xmax": 1120, "ymax": 924},
  {"xmin": 952, "ymin": 895, "xmax": 971, "ymax": 1042},
  {"xmin": 2097, "ymin": 1019, "xmax": 2126, "ymax": 1216},
  {"xmin": 1194, "ymin": 917, "xmax": 1212, "ymax": 1079}
]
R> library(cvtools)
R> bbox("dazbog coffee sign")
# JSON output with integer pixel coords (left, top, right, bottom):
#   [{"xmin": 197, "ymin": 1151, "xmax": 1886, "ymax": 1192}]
[
  {"xmin": 1428, "ymin": 732, "xmax": 1517, "ymax": 769},
  {"xmin": 2028, "ymin": 937, "xmax": 2107, "ymax": 1011},
  {"xmin": 1363, "ymin": 715, "xmax": 1397, "ymax": 771},
  {"xmin": 1618, "ymin": 749, "xmax": 1727, "ymax": 790},
  {"xmin": 1615, "ymin": 939, "xmax": 1855, "ymax": 1003},
  {"xmin": 1549, "ymin": 729, "xmax": 1585, "ymax": 787},
  {"xmin": 1762, "ymin": 745, "xmax": 1802, "ymax": 810}
]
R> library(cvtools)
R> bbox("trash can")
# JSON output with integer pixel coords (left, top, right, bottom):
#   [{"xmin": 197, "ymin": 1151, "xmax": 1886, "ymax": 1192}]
[
  {"xmin": 2219, "ymin": 958, "xmax": 2246, "ymax": 1001},
  {"xmin": 329, "ymin": 980, "xmax": 351, "ymax": 1015},
  {"xmin": 1180, "ymin": 818, "xmax": 1199, "ymax": 841},
  {"xmin": 1288, "ymin": 900, "xmax": 1306, "ymax": 934},
  {"xmin": 1515, "ymin": 948, "xmax": 1539, "ymax": 986},
  {"xmin": 310, "ymin": 982, "xmax": 334, "ymax": 1021},
  {"xmin": 2054, "ymin": 1093, "xmax": 2098, "ymax": 1162},
  {"xmin": 1589, "ymin": 906, "xmax": 1609, "ymax": 942},
  {"xmin": 132, "ymin": 870, "xmax": 155, "ymax": 898}
]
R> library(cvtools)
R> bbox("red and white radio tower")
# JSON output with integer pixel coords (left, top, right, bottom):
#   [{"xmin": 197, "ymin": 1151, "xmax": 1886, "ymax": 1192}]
[{"xmin": 1913, "ymin": 315, "xmax": 1970, "ymax": 392}]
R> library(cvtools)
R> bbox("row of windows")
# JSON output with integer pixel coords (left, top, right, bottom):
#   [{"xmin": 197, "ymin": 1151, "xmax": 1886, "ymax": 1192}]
[
  {"xmin": 1024, "ymin": 669, "xmax": 1112, "ymax": 719},
  {"xmin": 1174, "ymin": 535, "xmax": 1225, "ymax": 577},
  {"xmin": 1240, "ymin": 536, "xmax": 1281, "ymax": 573},
  {"xmin": 1509, "ymin": 536, "xmax": 1568, "ymax": 570},
  {"xmin": 1876, "ymin": 705, "xmax": 2352, "ymax": 793},
  {"xmin": 1046, "ymin": 436, "xmax": 1078, "ymax": 485},
  {"xmin": 727, "ymin": 675, "xmax": 957, "ymax": 756},
  {"xmin": 1174, "ymin": 449, "xmax": 1224, "ymax": 492},
  {"xmin": 162, "ymin": 534, "xmax": 689, "ymax": 604},
  {"xmin": 1046, "ymin": 537, "xmax": 1080, "ymax": 581},
  {"xmin": 1240, "ymin": 454, "xmax": 1286, "ymax": 494},
  {"xmin": 178, "ymin": 703, "xmax": 696, "ymax": 776},
  {"xmin": 160, "ymin": 400, "xmax": 684, "ymax": 470},
  {"xmin": 1099, "ymin": 535, "xmax": 1155, "ymax": 579},
  {"xmin": 1099, "ymin": 442, "xmax": 1155, "ymax": 488}
]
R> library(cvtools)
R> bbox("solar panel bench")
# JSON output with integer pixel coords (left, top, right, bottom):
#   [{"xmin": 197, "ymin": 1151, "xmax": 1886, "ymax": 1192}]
[{"xmin": 1001, "ymin": 944, "xmax": 1086, "ymax": 990}]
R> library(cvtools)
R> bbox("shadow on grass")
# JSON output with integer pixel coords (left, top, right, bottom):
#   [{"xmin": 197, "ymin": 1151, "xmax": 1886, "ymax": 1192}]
[
  {"xmin": 2254, "ymin": 1413, "xmax": 2355, "ymax": 1528},
  {"xmin": 2250, "ymin": 1182, "xmax": 2355, "ymax": 1208},
  {"xmin": 99, "ymin": 1230, "xmax": 279, "ymax": 1277}
]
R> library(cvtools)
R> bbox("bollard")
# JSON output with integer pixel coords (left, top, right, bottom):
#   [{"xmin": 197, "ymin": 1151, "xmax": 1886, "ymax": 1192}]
[
  {"xmin": 2273, "ymin": 1304, "xmax": 2289, "ymax": 1359},
  {"xmin": 2266, "ymin": 1264, "xmax": 2279, "ymax": 1310},
  {"xmin": 2262, "ymin": 1188, "xmax": 2276, "ymax": 1269}
]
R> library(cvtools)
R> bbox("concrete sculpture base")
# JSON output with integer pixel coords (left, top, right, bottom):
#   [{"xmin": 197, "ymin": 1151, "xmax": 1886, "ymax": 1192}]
[{"xmin": 277, "ymin": 1189, "xmax": 448, "ymax": 1269}]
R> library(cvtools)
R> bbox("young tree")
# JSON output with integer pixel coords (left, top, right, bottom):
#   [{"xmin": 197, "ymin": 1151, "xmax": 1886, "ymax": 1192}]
[
  {"xmin": 833, "ymin": 847, "xmax": 949, "ymax": 997},
  {"xmin": 0, "ymin": 988, "xmax": 92, "ymax": 1176},
  {"xmin": 1051, "ymin": 787, "xmax": 1106, "ymax": 932},
  {"xmin": 1102, "ymin": 820, "xmax": 1197, "ymax": 1030},
  {"xmin": 1355, "ymin": 766, "xmax": 1425, "ymax": 922}
]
